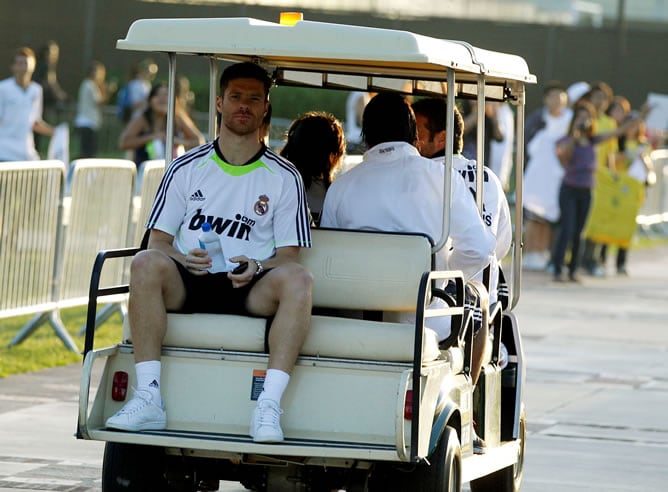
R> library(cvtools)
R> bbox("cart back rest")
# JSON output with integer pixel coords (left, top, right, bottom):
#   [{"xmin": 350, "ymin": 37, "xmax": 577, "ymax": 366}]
[{"xmin": 306, "ymin": 229, "xmax": 432, "ymax": 310}]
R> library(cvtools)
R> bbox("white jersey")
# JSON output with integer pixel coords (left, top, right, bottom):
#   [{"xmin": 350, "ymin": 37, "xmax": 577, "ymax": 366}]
[
  {"xmin": 321, "ymin": 142, "xmax": 495, "ymax": 341},
  {"xmin": 450, "ymin": 154, "xmax": 512, "ymax": 305},
  {"xmin": 0, "ymin": 77, "xmax": 42, "ymax": 161},
  {"xmin": 147, "ymin": 141, "xmax": 311, "ymax": 270}
]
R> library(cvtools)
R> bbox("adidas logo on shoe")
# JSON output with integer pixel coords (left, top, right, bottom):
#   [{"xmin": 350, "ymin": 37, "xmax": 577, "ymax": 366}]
[
  {"xmin": 189, "ymin": 189, "xmax": 205, "ymax": 201},
  {"xmin": 149, "ymin": 379, "xmax": 159, "ymax": 389}
]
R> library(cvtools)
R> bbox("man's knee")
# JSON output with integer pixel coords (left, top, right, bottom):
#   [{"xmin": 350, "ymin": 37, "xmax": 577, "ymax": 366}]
[
  {"xmin": 281, "ymin": 263, "xmax": 313, "ymax": 300},
  {"xmin": 130, "ymin": 249, "xmax": 175, "ymax": 285}
]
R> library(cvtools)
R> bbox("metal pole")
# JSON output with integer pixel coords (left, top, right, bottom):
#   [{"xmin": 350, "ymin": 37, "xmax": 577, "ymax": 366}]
[
  {"xmin": 165, "ymin": 53, "xmax": 176, "ymax": 163},
  {"xmin": 434, "ymin": 69, "xmax": 455, "ymax": 253},
  {"xmin": 612, "ymin": 0, "xmax": 627, "ymax": 89},
  {"xmin": 82, "ymin": 0, "xmax": 98, "ymax": 71},
  {"xmin": 209, "ymin": 58, "xmax": 219, "ymax": 141}
]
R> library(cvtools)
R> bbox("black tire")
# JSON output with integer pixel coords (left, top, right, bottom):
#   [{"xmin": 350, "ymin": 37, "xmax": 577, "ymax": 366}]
[
  {"xmin": 414, "ymin": 425, "xmax": 462, "ymax": 492},
  {"xmin": 470, "ymin": 406, "xmax": 526, "ymax": 492},
  {"xmin": 102, "ymin": 441, "xmax": 169, "ymax": 491}
]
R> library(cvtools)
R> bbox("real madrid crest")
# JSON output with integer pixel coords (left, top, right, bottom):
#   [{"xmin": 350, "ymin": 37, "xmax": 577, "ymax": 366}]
[{"xmin": 254, "ymin": 194, "xmax": 270, "ymax": 216}]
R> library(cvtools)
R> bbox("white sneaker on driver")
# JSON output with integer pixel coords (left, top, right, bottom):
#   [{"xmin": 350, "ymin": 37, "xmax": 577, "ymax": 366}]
[
  {"xmin": 105, "ymin": 388, "xmax": 166, "ymax": 431},
  {"xmin": 250, "ymin": 399, "xmax": 284, "ymax": 443}
]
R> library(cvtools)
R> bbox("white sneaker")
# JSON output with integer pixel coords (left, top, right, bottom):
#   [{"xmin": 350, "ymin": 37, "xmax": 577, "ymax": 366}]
[
  {"xmin": 105, "ymin": 389, "xmax": 166, "ymax": 431},
  {"xmin": 250, "ymin": 399, "xmax": 284, "ymax": 443}
]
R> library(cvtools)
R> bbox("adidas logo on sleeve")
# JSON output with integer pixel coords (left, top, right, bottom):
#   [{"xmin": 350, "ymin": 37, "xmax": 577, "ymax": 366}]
[{"xmin": 189, "ymin": 189, "xmax": 205, "ymax": 201}]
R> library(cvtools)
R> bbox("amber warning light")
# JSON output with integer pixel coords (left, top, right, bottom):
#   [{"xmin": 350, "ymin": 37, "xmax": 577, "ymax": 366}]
[{"xmin": 280, "ymin": 12, "xmax": 303, "ymax": 26}]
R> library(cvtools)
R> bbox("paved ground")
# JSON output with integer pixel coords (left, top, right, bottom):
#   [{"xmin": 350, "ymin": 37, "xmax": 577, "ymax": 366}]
[
  {"xmin": 1, "ymin": 243, "xmax": 667, "ymax": 491},
  {"xmin": 516, "ymin": 243, "xmax": 668, "ymax": 491}
]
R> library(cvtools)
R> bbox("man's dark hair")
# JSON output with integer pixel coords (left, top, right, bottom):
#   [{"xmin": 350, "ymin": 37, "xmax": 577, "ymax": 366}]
[
  {"xmin": 219, "ymin": 62, "xmax": 272, "ymax": 100},
  {"xmin": 362, "ymin": 92, "xmax": 417, "ymax": 148},
  {"xmin": 411, "ymin": 97, "xmax": 464, "ymax": 154}
]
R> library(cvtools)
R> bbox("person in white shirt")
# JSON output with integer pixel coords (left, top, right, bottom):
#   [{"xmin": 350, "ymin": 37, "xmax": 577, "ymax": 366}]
[
  {"xmin": 412, "ymin": 97, "xmax": 512, "ymax": 311},
  {"xmin": 321, "ymin": 93, "xmax": 495, "ymax": 453},
  {"xmin": 74, "ymin": 61, "xmax": 114, "ymax": 158},
  {"xmin": 126, "ymin": 59, "xmax": 157, "ymax": 120},
  {"xmin": 0, "ymin": 47, "xmax": 54, "ymax": 162},
  {"xmin": 105, "ymin": 62, "xmax": 313, "ymax": 445}
]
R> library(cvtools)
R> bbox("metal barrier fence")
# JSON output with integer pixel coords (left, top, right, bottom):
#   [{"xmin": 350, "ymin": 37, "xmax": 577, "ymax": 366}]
[
  {"xmin": 637, "ymin": 149, "xmax": 668, "ymax": 235},
  {"xmin": 0, "ymin": 161, "xmax": 65, "ymax": 319},
  {"xmin": 4, "ymin": 159, "xmax": 136, "ymax": 351},
  {"xmin": 132, "ymin": 159, "xmax": 166, "ymax": 247}
]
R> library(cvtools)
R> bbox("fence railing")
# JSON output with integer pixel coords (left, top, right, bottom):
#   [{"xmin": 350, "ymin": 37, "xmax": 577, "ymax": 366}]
[
  {"xmin": 1, "ymin": 159, "xmax": 166, "ymax": 352},
  {"xmin": 637, "ymin": 149, "xmax": 668, "ymax": 235},
  {"xmin": 0, "ymin": 161, "xmax": 65, "ymax": 323}
]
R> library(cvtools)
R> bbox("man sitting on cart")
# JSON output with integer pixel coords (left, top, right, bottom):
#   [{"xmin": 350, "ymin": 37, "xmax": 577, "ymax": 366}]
[
  {"xmin": 105, "ymin": 62, "xmax": 313, "ymax": 444},
  {"xmin": 320, "ymin": 92, "xmax": 495, "ymax": 453}
]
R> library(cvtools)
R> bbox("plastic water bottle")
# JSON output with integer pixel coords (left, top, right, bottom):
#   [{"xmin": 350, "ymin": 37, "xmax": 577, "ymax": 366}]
[{"xmin": 198, "ymin": 222, "xmax": 226, "ymax": 273}]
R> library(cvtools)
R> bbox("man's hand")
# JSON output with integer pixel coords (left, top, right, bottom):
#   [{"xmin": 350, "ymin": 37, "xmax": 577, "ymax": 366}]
[
  {"xmin": 228, "ymin": 255, "xmax": 255, "ymax": 288},
  {"xmin": 184, "ymin": 247, "xmax": 211, "ymax": 276}
]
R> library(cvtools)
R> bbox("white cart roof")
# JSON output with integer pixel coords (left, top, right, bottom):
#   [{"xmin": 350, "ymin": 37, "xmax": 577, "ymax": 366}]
[{"xmin": 117, "ymin": 17, "xmax": 535, "ymax": 97}]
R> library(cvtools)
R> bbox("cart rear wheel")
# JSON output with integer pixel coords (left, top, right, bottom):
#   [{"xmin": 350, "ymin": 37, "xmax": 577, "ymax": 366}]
[
  {"xmin": 414, "ymin": 425, "xmax": 462, "ymax": 492},
  {"xmin": 102, "ymin": 442, "xmax": 169, "ymax": 491}
]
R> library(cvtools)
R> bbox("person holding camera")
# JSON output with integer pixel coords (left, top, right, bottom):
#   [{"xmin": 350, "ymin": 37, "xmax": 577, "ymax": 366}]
[{"xmin": 551, "ymin": 101, "xmax": 643, "ymax": 282}]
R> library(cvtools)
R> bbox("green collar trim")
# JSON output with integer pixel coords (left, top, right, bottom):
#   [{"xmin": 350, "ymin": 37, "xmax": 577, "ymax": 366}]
[{"xmin": 210, "ymin": 152, "xmax": 271, "ymax": 175}]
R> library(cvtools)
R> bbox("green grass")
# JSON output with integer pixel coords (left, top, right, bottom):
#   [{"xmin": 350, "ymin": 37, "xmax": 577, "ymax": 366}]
[{"xmin": 0, "ymin": 306, "xmax": 123, "ymax": 378}]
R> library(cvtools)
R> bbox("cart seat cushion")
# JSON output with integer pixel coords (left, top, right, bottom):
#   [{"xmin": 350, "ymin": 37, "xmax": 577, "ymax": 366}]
[{"xmin": 122, "ymin": 313, "xmax": 441, "ymax": 363}]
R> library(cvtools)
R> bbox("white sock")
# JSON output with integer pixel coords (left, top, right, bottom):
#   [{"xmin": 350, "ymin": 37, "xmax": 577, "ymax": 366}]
[
  {"xmin": 136, "ymin": 360, "xmax": 162, "ymax": 404},
  {"xmin": 258, "ymin": 369, "xmax": 290, "ymax": 406}
]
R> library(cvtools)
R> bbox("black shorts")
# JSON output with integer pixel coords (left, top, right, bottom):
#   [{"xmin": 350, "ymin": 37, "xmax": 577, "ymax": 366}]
[{"xmin": 171, "ymin": 259, "xmax": 269, "ymax": 315}]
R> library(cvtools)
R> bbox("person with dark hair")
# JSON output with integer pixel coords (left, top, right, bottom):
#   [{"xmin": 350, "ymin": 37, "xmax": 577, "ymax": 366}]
[
  {"xmin": 34, "ymin": 40, "xmax": 68, "ymax": 126},
  {"xmin": 0, "ymin": 47, "xmax": 54, "ymax": 161},
  {"xmin": 74, "ymin": 60, "xmax": 115, "ymax": 158},
  {"xmin": 598, "ymin": 94, "xmax": 633, "ymax": 273},
  {"xmin": 522, "ymin": 80, "xmax": 571, "ymax": 271},
  {"xmin": 119, "ymin": 81, "xmax": 204, "ymax": 165},
  {"xmin": 105, "ymin": 62, "xmax": 313, "ymax": 445},
  {"xmin": 459, "ymin": 98, "xmax": 504, "ymax": 163},
  {"xmin": 120, "ymin": 58, "xmax": 158, "ymax": 122},
  {"xmin": 580, "ymin": 81, "xmax": 618, "ymax": 276},
  {"xmin": 321, "ymin": 92, "xmax": 495, "ymax": 454},
  {"xmin": 551, "ymin": 101, "xmax": 643, "ymax": 282},
  {"xmin": 280, "ymin": 111, "xmax": 345, "ymax": 224},
  {"xmin": 412, "ymin": 96, "xmax": 511, "ymax": 317}
]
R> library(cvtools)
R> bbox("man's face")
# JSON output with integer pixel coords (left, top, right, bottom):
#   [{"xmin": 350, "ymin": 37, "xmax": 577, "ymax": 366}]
[
  {"xmin": 415, "ymin": 113, "xmax": 441, "ymax": 158},
  {"xmin": 217, "ymin": 78, "xmax": 268, "ymax": 137},
  {"xmin": 544, "ymin": 89, "xmax": 567, "ymax": 115},
  {"xmin": 11, "ymin": 54, "xmax": 36, "ymax": 81}
]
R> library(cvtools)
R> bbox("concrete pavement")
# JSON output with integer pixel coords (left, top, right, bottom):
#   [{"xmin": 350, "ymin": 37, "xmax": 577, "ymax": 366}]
[{"xmin": 516, "ymin": 243, "xmax": 668, "ymax": 491}]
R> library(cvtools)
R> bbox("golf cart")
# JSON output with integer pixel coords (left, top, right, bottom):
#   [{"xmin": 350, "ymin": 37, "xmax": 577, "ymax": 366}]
[{"xmin": 78, "ymin": 15, "xmax": 534, "ymax": 492}]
